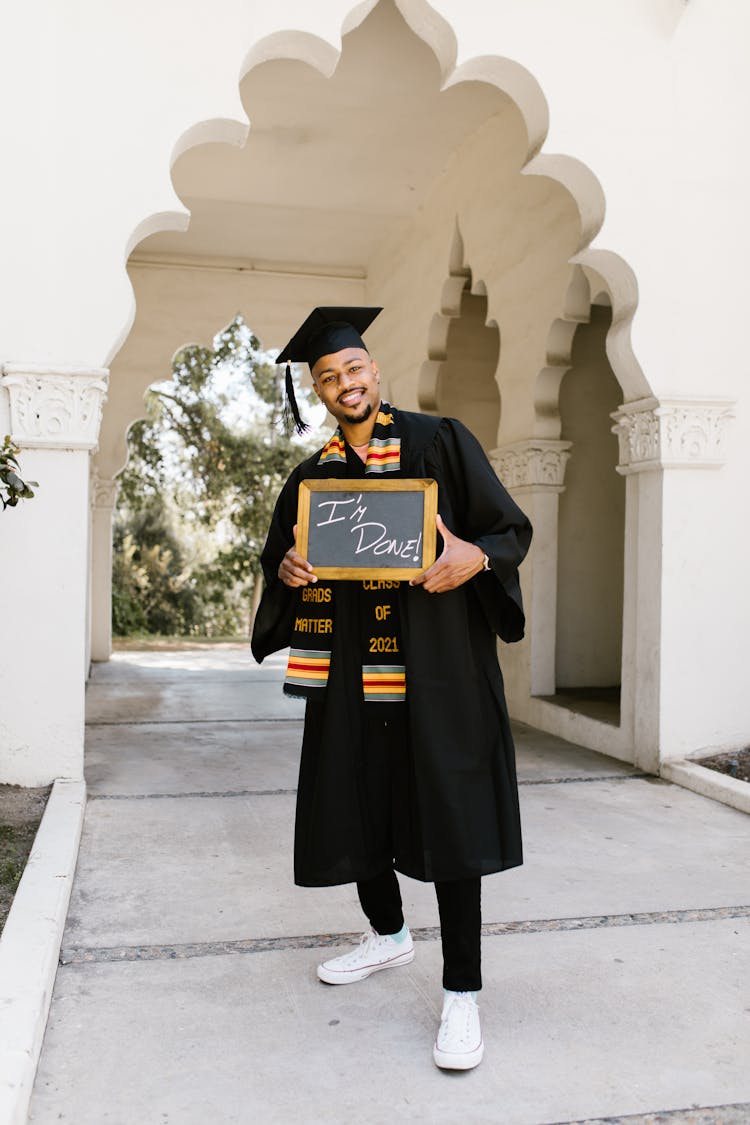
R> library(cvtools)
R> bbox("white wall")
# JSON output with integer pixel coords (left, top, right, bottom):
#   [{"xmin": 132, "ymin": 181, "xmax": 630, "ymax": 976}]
[
  {"xmin": 659, "ymin": 434, "xmax": 750, "ymax": 758},
  {"xmin": 0, "ymin": 449, "xmax": 90, "ymax": 784}
]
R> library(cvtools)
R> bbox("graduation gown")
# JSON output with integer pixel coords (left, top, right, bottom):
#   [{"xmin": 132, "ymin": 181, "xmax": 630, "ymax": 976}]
[{"xmin": 251, "ymin": 408, "xmax": 533, "ymax": 886}]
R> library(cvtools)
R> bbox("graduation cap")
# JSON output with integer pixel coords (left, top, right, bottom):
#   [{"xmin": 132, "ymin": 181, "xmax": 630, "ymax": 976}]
[{"xmin": 277, "ymin": 306, "xmax": 382, "ymax": 434}]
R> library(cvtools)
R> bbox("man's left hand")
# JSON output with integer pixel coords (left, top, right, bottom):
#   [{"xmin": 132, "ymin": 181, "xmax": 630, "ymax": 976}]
[{"xmin": 410, "ymin": 513, "xmax": 485, "ymax": 593}]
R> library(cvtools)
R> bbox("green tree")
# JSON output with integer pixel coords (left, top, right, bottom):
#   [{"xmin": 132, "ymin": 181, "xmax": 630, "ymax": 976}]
[
  {"xmin": 113, "ymin": 316, "xmax": 323, "ymax": 637},
  {"xmin": 112, "ymin": 503, "xmax": 200, "ymax": 635}
]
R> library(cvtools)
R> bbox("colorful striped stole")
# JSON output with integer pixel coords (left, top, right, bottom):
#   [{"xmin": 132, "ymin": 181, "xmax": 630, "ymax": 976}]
[
  {"xmin": 317, "ymin": 405, "xmax": 401, "ymax": 472},
  {"xmin": 283, "ymin": 579, "xmax": 406, "ymax": 705},
  {"xmin": 285, "ymin": 648, "xmax": 331, "ymax": 690},
  {"xmin": 362, "ymin": 664, "xmax": 407, "ymax": 703}
]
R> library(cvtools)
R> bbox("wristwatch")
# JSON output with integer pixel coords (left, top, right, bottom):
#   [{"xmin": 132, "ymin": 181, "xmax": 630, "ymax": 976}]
[{"xmin": 481, "ymin": 552, "xmax": 491, "ymax": 572}]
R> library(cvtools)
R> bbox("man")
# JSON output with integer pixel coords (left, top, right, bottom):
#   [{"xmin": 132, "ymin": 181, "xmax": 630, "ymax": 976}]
[{"xmin": 251, "ymin": 306, "xmax": 532, "ymax": 1070}]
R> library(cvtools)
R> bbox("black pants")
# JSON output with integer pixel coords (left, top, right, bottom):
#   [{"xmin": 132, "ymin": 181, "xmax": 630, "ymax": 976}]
[{"xmin": 357, "ymin": 867, "xmax": 482, "ymax": 991}]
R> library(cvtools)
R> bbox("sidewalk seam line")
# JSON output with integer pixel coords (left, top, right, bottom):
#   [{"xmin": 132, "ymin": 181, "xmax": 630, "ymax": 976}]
[
  {"xmin": 85, "ymin": 717, "xmax": 304, "ymax": 726},
  {"xmin": 86, "ymin": 774, "xmax": 650, "ymax": 801},
  {"xmin": 548, "ymin": 1100, "xmax": 750, "ymax": 1124},
  {"xmin": 59, "ymin": 904, "xmax": 750, "ymax": 966}
]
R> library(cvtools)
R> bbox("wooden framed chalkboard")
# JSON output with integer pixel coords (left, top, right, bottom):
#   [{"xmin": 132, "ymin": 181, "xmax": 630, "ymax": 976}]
[{"xmin": 296, "ymin": 479, "xmax": 438, "ymax": 580}]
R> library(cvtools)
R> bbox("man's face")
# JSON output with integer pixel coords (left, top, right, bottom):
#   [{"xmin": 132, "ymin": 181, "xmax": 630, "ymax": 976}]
[{"xmin": 311, "ymin": 347, "xmax": 380, "ymax": 427}]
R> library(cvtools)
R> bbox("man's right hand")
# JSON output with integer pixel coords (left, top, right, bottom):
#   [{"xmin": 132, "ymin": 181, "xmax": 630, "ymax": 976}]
[{"xmin": 278, "ymin": 524, "xmax": 318, "ymax": 587}]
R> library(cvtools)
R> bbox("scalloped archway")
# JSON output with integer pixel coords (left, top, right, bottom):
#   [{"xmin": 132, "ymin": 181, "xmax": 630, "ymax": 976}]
[
  {"xmin": 102, "ymin": 0, "xmax": 650, "ymax": 480},
  {"xmin": 92, "ymin": 0, "xmax": 655, "ymax": 765},
  {"xmin": 418, "ymin": 226, "xmax": 500, "ymax": 451}
]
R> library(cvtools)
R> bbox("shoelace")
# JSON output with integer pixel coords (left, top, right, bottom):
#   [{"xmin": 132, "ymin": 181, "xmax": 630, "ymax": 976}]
[
  {"xmin": 440, "ymin": 997, "xmax": 477, "ymax": 1048},
  {"xmin": 338, "ymin": 931, "xmax": 382, "ymax": 964}
]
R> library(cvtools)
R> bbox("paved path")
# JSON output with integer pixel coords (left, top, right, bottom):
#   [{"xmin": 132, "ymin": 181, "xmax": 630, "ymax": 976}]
[{"xmin": 29, "ymin": 648, "xmax": 750, "ymax": 1124}]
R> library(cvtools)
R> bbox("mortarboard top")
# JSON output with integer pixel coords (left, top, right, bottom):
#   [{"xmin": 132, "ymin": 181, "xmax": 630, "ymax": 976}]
[
  {"xmin": 277, "ymin": 306, "xmax": 382, "ymax": 369},
  {"xmin": 277, "ymin": 306, "xmax": 382, "ymax": 434}
]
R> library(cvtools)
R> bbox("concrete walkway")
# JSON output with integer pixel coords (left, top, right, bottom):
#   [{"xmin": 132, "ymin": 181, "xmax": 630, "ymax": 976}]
[{"xmin": 29, "ymin": 648, "xmax": 750, "ymax": 1125}]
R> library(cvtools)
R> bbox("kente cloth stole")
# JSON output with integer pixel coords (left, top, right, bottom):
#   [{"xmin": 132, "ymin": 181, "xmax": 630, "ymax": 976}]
[
  {"xmin": 317, "ymin": 405, "xmax": 401, "ymax": 473},
  {"xmin": 285, "ymin": 405, "xmax": 405, "ymax": 701},
  {"xmin": 284, "ymin": 580, "xmax": 405, "ymax": 703}
]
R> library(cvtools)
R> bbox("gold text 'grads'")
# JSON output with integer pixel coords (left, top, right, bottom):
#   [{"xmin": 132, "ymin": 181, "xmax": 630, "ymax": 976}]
[{"xmin": 276, "ymin": 306, "xmax": 382, "ymax": 434}]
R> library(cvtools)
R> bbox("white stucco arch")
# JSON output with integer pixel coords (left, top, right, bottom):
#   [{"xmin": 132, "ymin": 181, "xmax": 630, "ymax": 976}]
[
  {"xmin": 105, "ymin": 0, "xmax": 648, "ymax": 435},
  {"xmin": 417, "ymin": 228, "xmax": 501, "ymax": 451},
  {"xmin": 90, "ymin": 0, "xmax": 659, "ymax": 768},
  {"xmin": 418, "ymin": 223, "xmax": 502, "ymax": 436}
]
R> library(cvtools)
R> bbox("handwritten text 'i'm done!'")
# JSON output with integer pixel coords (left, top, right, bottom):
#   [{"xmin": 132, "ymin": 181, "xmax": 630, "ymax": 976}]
[{"xmin": 314, "ymin": 494, "xmax": 422, "ymax": 562}]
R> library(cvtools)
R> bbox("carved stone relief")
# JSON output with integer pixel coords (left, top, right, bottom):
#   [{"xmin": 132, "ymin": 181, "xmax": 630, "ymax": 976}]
[
  {"xmin": 490, "ymin": 439, "xmax": 572, "ymax": 493},
  {"xmin": 1, "ymin": 365, "xmax": 109, "ymax": 450},
  {"xmin": 90, "ymin": 467, "xmax": 120, "ymax": 510},
  {"xmin": 611, "ymin": 397, "xmax": 735, "ymax": 473}
]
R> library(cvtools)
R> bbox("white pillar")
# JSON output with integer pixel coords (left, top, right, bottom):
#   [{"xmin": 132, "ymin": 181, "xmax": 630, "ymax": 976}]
[
  {"xmin": 612, "ymin": 396, "xmax": 735, "ymax": 772},
  {"xmin": 89, "ymin": 473, "xmax": 119, "ymax": 663},
  {"xmin": 0, "ymin": 364, "xmax": 108, "ymax": 785},
  {"xmin": 490, "ymin": 439, "xmax": 571, "ymax": 702}
]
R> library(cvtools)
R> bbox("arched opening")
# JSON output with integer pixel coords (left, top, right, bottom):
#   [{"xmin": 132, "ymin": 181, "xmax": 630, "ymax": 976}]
[
  {"xmin": 553, "ymin": 302, "xmax": 625, "ymax": 724},
  {"xmin": 108, "ymin": 314, "xmax": 329, "ymax": 648},
  {"xmin": 418, "ymin": 233, "xmax": 501, "ymax": 452},
  {"xmin": 436, "ymin": 282, "xmax": 500, "ymax": 450},
  {"xmin": 91, "ymin": 0, "xmax": 650, "ymax": 763}
]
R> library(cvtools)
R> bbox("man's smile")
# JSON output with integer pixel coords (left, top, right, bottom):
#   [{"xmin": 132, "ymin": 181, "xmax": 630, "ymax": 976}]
[{"xmin": 338, "ymin": 388, "xmax": 366, "ymax": 407}]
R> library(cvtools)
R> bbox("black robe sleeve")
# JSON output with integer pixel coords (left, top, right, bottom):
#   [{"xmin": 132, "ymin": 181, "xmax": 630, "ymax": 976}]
[
  {"xmin": 428, "ymin": 418, "xmax": 533, "ymax": 643},
  {"xmin": 250, "ymin": 468, "xmax": 300, "ymax": 663}
]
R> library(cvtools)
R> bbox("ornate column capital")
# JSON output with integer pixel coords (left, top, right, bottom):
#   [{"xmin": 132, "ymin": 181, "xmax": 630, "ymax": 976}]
[
  {"xmin": 89, "ymin": 466, "xmax": 120, "ymax": 510},
  {"xmin": 490, "ymin": 439, "xmax": 572, "ymax": 493},
  {"xmin": 1, "ymin": 364, "xmax": 109, "ymax": 450},
  {"xmin": 611, "ymin": 396, "xmax": 735, "ymax": 474}
]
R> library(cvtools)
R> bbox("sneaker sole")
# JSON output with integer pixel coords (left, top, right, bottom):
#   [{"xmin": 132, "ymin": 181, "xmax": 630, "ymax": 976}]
[
  {"xmin": 317, "ymin": 947, "xmax": 415, "ymax": 985},
  {"xmin": 433, "ymin": 1041, "xmax": 484, "ymax": 1070}
]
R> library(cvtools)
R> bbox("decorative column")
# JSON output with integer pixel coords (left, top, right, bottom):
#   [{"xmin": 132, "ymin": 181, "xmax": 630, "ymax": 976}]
[
  {"xmin": 611, "ymin": 396, "xmax": 735, "ymax": 771},
  {"xmin": 89, "ymin": 470, "xmax": 120, "ymax": 663},
  {"xmin": 0, "ymin": 364, "xmax": 108, "ymax": 785},
  {"xmin": 490, "ymin": 439, "xmax": 572, "ymax": 702}
]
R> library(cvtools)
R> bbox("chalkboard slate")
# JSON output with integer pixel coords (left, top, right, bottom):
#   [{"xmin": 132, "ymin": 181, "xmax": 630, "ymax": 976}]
[{"xmin": 296, "ymin": 479, "xmax": 438, "ymax": 580}]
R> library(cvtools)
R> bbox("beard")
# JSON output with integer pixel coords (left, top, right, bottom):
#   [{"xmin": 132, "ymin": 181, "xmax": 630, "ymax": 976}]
[{"xmin": 340, "ymin": 400, "xmax": 374, "ymax": 425}]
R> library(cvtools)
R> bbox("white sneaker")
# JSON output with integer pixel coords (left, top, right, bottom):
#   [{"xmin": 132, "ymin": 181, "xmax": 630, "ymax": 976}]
[
  {"xmin": 317, "ymin": 929, "xmax": 415, "ymax": 984},
  {"xmin": 433, "ymin": 992, "xmax": 484, "ymax": 1070}
]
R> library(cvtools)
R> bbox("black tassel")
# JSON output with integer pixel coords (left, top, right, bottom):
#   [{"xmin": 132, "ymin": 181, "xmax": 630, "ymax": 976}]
[{"xmin": 284, "ymin": 362, "xmax": 309, "ymax": 435}]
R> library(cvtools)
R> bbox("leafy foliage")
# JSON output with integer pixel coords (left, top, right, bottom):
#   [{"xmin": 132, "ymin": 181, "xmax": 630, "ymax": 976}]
[
  {"xmin": 1, "ymin": 436, "xmax": 38, "ymax": 511},
  {"xmin": 113, "ymin": 316, "xmax": 324, "ymax": 637}
]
